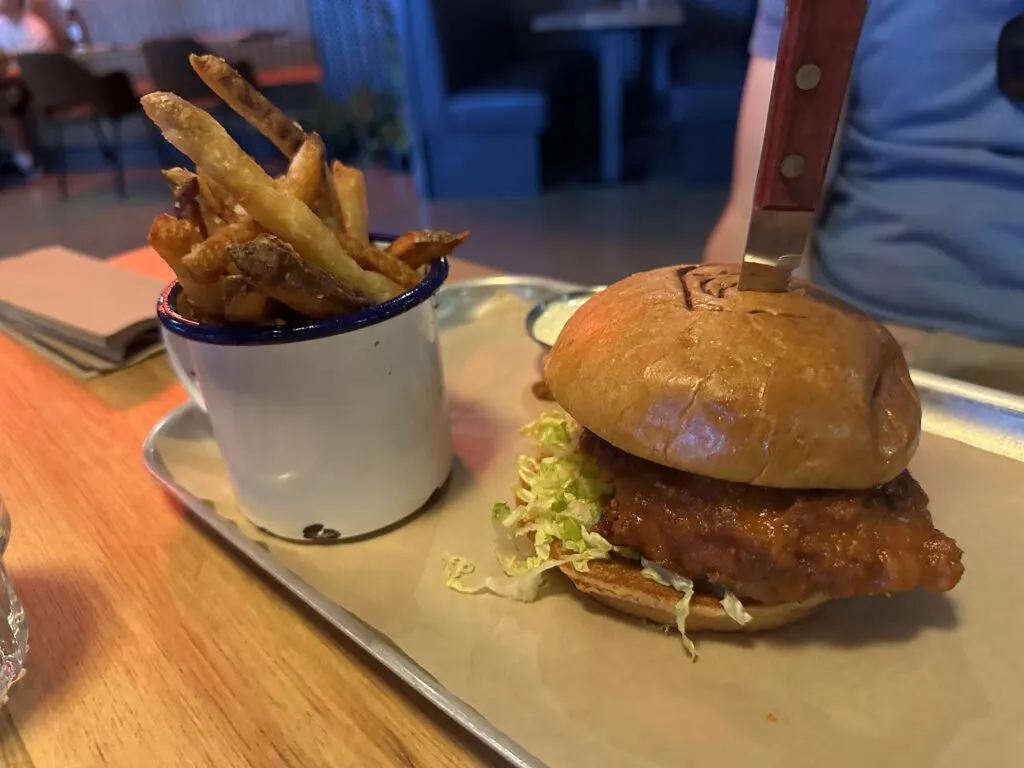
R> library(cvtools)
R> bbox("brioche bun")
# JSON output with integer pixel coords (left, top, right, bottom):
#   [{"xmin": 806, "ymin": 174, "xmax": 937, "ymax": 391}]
[
  {"xmin": 544, "ymin": 264, "xmax": 920, "ymax": 490},
  {"xmin": 552, "ymin": 544, "xmax": 827, "ymax": 632}
]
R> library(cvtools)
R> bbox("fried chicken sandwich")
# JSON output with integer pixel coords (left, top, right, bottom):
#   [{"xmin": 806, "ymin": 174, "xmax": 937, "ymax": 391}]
[{"xmin": 446, "ymin": 264, "xmax": 964, "ymax": 657}]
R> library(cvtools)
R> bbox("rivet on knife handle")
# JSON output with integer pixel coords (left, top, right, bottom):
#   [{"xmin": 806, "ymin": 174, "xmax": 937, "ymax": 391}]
[{"xmin": 739, "ymin": 0, "xmax": 869, "ymax": 292}]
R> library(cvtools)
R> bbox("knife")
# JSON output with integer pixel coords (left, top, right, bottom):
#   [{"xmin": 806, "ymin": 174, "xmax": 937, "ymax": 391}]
[{"xmin": 738, "ymin": 0, "xmax": 869, "ymax": 293}]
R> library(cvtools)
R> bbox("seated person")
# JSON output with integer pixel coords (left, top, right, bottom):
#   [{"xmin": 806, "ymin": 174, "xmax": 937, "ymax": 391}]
[
  {"xmin": 0, "ymin": 0, "xmax": 58, "ymax": 177},
  {"xmin": 704, "ymin": 1, "xmax": 1024, "ymax": 348}
]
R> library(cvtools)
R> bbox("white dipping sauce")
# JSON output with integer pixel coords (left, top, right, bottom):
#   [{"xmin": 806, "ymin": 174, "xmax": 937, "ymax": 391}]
[{"xmin": 531, "ymin": 295, "xmax": 594, "ymax": 346}]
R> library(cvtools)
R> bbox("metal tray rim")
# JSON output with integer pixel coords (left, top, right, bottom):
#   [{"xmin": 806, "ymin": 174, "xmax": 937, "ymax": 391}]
[
  {"xmin": 142, "ymin": 274, "xmax": 1024, "ymax": 768},
  {"xmin": 440, "ymin": 273, "xmax": 585, "ymax": 297},
  {"xmin": 139, "ymin": 276, "xmax": 584, "ymax": 768},
  {"xmin": 909, "ymin": 368, "xmax": 1024, "ymax": 414},
  {"xmin": 142, "ymin": 404, "xmax": 544, "ymax": 768}
]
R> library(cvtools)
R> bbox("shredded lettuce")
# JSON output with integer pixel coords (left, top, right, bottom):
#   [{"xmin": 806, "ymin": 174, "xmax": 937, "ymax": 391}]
[
  {"xmin": 520, "ymin": 413, "xmax": 572, "ymax": 448},
  {"xmin": 719, "ymin": 590, "xmax": 753, "ymax": 626},
  {"xmin": 442, "ymin": 553, "xmax": 566, "ymax": 602},
  {"xmin": 443, "ymin": 412, "xmax": 613, "ymax": 599},
  {"xmin": 640, "ymin": 558, "xmax": 754, "ymax": 657},
  {"xmin": 641, "ymin": 557, "xmax": 698, "ymax": 660},
  {"xmin": 444, "ymin": 412, "xmax": 753, "ymax": 659}
]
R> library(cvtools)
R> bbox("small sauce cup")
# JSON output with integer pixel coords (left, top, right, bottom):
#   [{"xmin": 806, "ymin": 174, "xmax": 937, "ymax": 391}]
[{"xmin": 526, "ymin": 288, "xmax": 605, "ymax": 350}]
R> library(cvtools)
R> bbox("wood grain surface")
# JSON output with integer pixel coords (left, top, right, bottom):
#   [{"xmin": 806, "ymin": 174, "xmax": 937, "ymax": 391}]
[
  {"xmin": 3, "ymin": 247, "xmax": 1021, "ymax": 768},
  {"xmin": 0, "ymin": 250, "xmax": 499, "ymax": 768}
]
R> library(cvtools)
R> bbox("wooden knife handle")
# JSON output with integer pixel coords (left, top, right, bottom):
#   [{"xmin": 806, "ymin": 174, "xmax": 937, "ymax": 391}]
[{"xmin": 753, "ymin": 0, "xmax": 868, "ymax": 212}]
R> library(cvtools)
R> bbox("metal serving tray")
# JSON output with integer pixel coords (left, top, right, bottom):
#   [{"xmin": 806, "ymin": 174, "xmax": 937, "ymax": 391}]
[{"xmin": 143, "ymin": 276, "xmax": 1024, "ymax": 768}]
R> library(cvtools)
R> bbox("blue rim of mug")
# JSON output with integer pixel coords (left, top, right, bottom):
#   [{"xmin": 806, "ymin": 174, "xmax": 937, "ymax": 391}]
[{"xmin": 157, "ymin": 235, "xmax": 449, "ymax": 346}]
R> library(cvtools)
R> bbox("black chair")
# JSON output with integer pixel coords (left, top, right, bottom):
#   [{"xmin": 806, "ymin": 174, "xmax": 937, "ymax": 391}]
[
  {"xmin": 16, "ymin": 53, "xmax": 149, "ymax": 199},
  {"xmin": 141, "ymin": 37, "xmax": 255, "ymax": 103},
  {"xmin": 661, "ymin": 0, "xmax": 756, "ymax": 186},
  {"xmin": 0, "ymin": 74, "xmax": 33, "ymax": 185}
]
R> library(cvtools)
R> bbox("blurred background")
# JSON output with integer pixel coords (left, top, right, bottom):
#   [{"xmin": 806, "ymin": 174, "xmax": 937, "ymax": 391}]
[{"xmin": 0, "ymin": 0, "xmax": 755, "ymax": 284}]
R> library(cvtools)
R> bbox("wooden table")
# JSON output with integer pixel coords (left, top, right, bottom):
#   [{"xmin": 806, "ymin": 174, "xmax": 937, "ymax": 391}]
[
  {"xmin": 0, "ymin": 249, "xmax": 498, "ymax": 768},
  {"xmin": 4, "ymin": 247, "xmax": 1023, "ymax": 768},
  {"xmin": 532, "ymin": 0, "xmax": 684, "ymax": 184}
]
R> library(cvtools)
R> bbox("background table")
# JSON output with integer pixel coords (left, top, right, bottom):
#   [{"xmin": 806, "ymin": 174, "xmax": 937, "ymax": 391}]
[
  {"xmin": 73, "ymin": 32, "xmax": 318, "ymax": 84},
  {"xmin": 0, "ymin": 249, "xmax": 498, "ymax": 768},
  {"xmin": 532, "ymin": 0, "xmax": 684, "ymax": 184}
]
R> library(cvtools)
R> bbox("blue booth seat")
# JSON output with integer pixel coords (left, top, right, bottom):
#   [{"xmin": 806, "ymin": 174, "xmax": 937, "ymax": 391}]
[
  {"xmin": 394, "ymin": 0, "xmax": 596, "ymax": 198},
  {"xmin": 662, "ymin": 0, "xmax": 755, "ymax": 186},
  {"xmin": 447, "ymin": 58, "xmax": 564, "ymax": 131}
]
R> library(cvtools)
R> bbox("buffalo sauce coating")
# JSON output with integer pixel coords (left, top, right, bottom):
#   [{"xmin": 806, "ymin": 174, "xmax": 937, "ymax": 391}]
[{"xmin": 580, "ymin": 430, "xmax": 964, "ymax": 604}]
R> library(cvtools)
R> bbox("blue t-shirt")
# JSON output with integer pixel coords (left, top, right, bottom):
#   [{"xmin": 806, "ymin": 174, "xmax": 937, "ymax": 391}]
[{"xmin": 751, "ymin": 1, "xmax": 1024, "ymax": 344}]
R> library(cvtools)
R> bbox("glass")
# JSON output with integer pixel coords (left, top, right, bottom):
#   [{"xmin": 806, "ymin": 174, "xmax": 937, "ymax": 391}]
[{"xmin": 0, "ymin": 496, "xmax": 28, "ymax": 701}]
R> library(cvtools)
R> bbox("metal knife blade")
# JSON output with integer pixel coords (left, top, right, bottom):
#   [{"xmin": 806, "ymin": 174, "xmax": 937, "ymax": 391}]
[{"xmin": 738, "ymin": 0, "xmax": 868, "ymax": 293}]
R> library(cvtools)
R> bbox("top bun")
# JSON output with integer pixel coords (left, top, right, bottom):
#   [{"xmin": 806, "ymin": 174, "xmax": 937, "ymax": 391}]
[{"xmin": 544, "ymin": 264, "xmax": 921, "ymax": 489}]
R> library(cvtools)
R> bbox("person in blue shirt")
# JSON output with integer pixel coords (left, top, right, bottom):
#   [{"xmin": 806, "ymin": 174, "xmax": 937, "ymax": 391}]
[{"xmin": 704, "ymin": 1, "xmax": 1024, "ymax": 346}]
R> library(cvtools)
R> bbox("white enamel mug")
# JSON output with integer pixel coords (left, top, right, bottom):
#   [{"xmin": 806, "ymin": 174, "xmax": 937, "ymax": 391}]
[{"xmin": 157, "ymin": 257, "xmax": 453, "ymax": 541}]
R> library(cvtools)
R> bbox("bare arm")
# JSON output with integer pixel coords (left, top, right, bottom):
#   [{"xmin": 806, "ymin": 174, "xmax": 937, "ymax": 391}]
[{"xmin": 702, "ymin": 55, "xmax": 776, "ymax": 264}]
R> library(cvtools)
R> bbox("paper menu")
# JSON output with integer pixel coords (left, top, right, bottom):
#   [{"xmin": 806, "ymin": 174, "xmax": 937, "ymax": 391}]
[{"xmin": 0, "ymin": 246, "xmax": 166, "ymax": 375}]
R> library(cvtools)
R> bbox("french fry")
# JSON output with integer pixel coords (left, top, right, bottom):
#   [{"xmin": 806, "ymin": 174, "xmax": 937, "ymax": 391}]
[
  {"xmin": 198, "ymin": 171, "xmax": 242, "ymax": 224},
  {"xmin": 162, "ymin": 167, "xmax": 195, "ymax": 189},
  {"xmin": 189, "ymin": 54, "xmax": 305, "ymax": 158},
  {"xmin": 173, "ymin": 295, "xmax": 204, "ymax": 322},
  {"xmin": 342, "ymin": 232, "xmax": 421, "ymax": 290},
  {"xmin": 181, "ymin": 219, "xmax": 262, "ymax": 283},
  {"xmin": 147, "ymin": 213, "xmax": 225, "ymax": 317},
  {"xmin": 166, "ymin": 169, "xmax": 218, "ymax": 234},
  {"xmin": 227, "ymin": 234, "xmax": 373, "ymax": 318},
  {"xmin": 278, "ymin": 134, "xmax": 326, "ymax": 211},
  {"xmin": 162, "ymin": 167, "xmax": 235, "ymax": 232},
  {"xmin": 387, "ymin": 230, "xmax": 471, "ymax": 270},
  {"xmin": 187, "ymin": 55, "xmax": 338, "ymax": 230},
  {"xmin": 148, "ymin": 212, "xmax": 201, "ymax": 268},
  {"xmin": 327, "ymin": 162, "xmax": 419, "ymax": 288},
  {"xmin": 172, "ymin": 177, "xmax": 206, "ymax": 236},
  {"xmin": 320, "ymin": 164, "xmax": 342, "ymax": 233},
  {"xmin": 222, "ymin": 274, "xmax": 273, "ymax": 323},
  {"xmin": 330, "ymin": 161, "xmax": 369, "ymax": 245},
  {"xmin": 141, "ymin": 92, "xmax": 400, "ymax": 301},
  {"xmin": 276, "ymin": 134, "xmax": 339, "ymax": 228}
]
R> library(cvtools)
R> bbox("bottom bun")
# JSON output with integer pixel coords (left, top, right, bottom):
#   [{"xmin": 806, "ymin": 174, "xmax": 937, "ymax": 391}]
[{"xmin": 552, "ymin": 546, "xmax": 828, "ymax": 633}]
